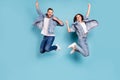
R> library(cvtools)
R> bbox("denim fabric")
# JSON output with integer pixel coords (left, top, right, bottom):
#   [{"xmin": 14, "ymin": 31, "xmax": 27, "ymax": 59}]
[
  {"xmin": 70, "ymin": 16, "xmax": 98, "ymax": 56},
  {"xmin": 40, "ymin": 36, "xmax": 57, "ymax": 53},
  {"xmin": 33, "ymin": 8, "xmax": 64, "ymax": 34},
  {"xmin": 76, "ymin": 37, "xmax": 89, "ymax": 57},
  {"xmin": 70, "ymin": 16, "xmax": 99, "ymax": 37}
]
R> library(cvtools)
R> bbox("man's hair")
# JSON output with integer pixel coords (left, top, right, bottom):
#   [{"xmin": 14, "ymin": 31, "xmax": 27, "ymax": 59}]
[{"xmin": 47, "ymin": 8, "xmax": 54, "ymax": 12}]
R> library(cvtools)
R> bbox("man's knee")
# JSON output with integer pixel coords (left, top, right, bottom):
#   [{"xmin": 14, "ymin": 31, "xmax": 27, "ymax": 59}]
[
  {"xmin": 45, "ymin": 47, "xmax": 50, "ymax": 52},
  {"xmin": 40, "ymin": 49, "xmax": 45, "ymax": 53}
]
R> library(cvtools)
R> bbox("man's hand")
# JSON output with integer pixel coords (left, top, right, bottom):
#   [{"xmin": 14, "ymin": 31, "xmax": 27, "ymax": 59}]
[
  {"xmin": 53, "ymin": 17, "xmax": 58, "ymax": 21},
  {"xmin": 36, "ymin": 0, "xmax": 39, "ymax": 9},
  {"xmin": 53, "ymin": 17, "xmax": 64, "ymax": 26}
]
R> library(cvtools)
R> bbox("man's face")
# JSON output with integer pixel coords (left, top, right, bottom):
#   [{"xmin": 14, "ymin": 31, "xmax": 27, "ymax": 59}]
[{"xmin": 47, "ymin": 10, "xmax": 53, "ymax": 18}]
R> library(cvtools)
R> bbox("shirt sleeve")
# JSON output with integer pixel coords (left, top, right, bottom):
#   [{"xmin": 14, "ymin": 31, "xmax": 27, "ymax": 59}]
[
  {"xmin": 84, "ymin": 16, "xmax": 99, "ymax": 31},
  {"xmin": 84, "ymin": 16, "xmax": 89, "ymax": 21},
  {"xmin": 36, "ymin": 8, "xmax": 44, "ymax": 18},
  {"xmin": 86, "ymin": 20, "xmax": 99, "ymax": 31},
  {"xmin": 54, "ymin": 17, "xmax": 64, "ymax": 26},
  {"xmin": 70, "ymin": 24, "xmax": 76, "ymax": 32}
]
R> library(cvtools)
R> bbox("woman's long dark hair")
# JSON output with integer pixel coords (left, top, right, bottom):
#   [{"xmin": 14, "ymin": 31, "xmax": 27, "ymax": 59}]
[{"xmin": 73, "ymin": 13, "xmax": 84, "ymax": 22}]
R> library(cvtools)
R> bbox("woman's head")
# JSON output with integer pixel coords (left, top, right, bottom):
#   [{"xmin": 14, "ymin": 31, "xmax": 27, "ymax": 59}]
[{"xmin": 73, "ymin": 14, "xmax": 84, "ymax": 22}]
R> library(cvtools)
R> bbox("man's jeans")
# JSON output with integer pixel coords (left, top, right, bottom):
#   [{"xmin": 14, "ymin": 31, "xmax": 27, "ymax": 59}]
[{"xmin": 40, "ymin": 36, "xmax": 57, "ymax": 53}]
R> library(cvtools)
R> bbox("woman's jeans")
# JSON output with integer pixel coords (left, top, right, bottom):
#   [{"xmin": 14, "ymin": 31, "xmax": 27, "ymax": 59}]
[
  {"xmin": 75, "ymin": 37, "xmax": 89, "ymax": 57},
  {"xmin": 40, "ymin": 36, "xmax": 57, "ymax": 53}
]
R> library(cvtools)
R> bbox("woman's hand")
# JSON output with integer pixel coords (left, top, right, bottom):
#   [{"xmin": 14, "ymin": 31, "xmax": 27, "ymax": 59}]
[
  {"xmin": 65, "ymin": 20, "xmax": 71, "ymax": 32},
  {"xmin": 88, "ymin": 3, "xmax": 91, "ymax": 9},
  {"xmin": 86, "ymin": 3, "xmax": 91, "ymax": 17},
  {"xmin": 65, "ymin": 20, "xmax": 69, "ymax": 26}
]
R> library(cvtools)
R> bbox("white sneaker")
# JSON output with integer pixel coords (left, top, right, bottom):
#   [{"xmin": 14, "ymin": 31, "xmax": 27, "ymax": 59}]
[
  {"xmin": 68, "ymin": 42, "xmax": 77, "ymax": 48},
  {"xmin": 55, "ymin": 44, "xmax": 61, "ymax": 51},
  {"xmin": 70, "ymin": 49, "xmax": 75, "ymax": 54}
]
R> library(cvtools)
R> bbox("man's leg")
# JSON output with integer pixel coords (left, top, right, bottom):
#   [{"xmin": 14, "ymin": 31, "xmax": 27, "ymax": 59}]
[
  {"xmin": 45, "ymin": 36, "xmax": 57, "ymax": 52},
  {"xmin": 40, "ymin": 36, "xmax": 47, "ymax": 53}
]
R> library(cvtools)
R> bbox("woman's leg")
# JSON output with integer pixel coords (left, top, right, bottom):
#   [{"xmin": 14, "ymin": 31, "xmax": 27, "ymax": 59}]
[
  {"xmin": 75, "ymin": 43, "xmax": 85, "ymax": 54},
  {"xmin": 77, "ymin": 37, "xmax": 89, "ymax": 57},
  {"xmin": 68, "ymin": 42, "xmax": 84, "ymax": 54}
]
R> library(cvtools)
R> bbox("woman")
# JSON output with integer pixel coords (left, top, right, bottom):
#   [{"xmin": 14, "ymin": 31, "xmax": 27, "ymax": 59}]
[{"xmin": 65, "ymin": 3, "xmax": 98, "ymax": 57}]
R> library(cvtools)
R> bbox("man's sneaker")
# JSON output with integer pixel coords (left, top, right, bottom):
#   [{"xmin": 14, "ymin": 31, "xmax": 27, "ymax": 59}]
[
  {"xmin": 68, "ymin": 42, "xmax": 77, "ymax": 48},
  {"xmin": 70, "ymin": 49, "xmax": 75, "ymax": 54},
  {"xmin": 55, "ymin": 44, "xmax": 61, "ymax": 51}
]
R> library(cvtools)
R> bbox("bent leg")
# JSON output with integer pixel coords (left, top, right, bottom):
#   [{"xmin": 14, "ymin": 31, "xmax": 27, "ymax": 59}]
[
  {"xmin": 45, "ymin": 36, "xmax": 57, "ymax": 52},
  {"xmin": 78, "ymin": 37, "xmax": 89, "ymax": 57},
  {"xmin": 40, "ymin": 36, "xmax": 47, "ymax": 53}
]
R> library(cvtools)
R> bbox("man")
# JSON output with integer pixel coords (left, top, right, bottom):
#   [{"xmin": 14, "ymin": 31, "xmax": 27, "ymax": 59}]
[{"xmin": 33, "ymin": 0, "xmax": 64, "ymax": 53}]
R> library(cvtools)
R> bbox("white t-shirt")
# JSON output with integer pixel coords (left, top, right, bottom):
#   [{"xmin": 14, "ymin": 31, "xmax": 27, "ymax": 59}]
[
  {"xmin": 80, "ymin": 22, "xmax": 88, "ymax": 34},
  {"xmin": 41, "ymin": 18, "xmax": 55, "ymax": 36}
]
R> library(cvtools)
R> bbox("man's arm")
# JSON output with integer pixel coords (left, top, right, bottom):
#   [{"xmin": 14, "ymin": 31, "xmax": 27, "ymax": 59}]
[
  {"xmin": 35, "ymin": 0, "xmax": 43, "ymax": 16},
  {"xmin": 86, "ymin": 3, "xmax": 91, "ymax": 18},
  {"xmin": 53, "ymin": 17, "xmax": 64, "ymax": 26}
]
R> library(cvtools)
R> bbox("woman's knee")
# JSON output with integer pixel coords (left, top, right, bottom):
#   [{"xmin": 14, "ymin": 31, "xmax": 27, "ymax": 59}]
[{"xmin": 83, "ymin": 51, "xmax": 89, "ymax": 57}]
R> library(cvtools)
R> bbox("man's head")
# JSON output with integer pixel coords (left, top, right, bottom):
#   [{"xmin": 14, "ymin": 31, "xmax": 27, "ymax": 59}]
[{"xmin": 47, "ymin": 8, "xmax": 54, "ymax": 18}]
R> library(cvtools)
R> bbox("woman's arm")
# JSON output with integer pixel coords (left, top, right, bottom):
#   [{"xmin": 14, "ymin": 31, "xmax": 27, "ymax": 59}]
[
  {"xmin": 65, "ymin": 20, "xmax": 71, "ymax": 32},
  {"xmin": 86, "ymin": 3, "xmax": 91, "ymax": 18}
]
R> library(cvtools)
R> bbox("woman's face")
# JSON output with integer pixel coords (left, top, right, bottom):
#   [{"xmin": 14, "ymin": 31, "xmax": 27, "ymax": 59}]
[{"xmin": 76, "ymin": 15, "xmax": 82, "ymax": 22}]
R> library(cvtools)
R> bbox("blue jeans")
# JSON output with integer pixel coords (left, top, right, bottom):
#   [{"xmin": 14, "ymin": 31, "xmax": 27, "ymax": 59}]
[
  {"xmin": 40, "ymin": 36, "xmax": 57, "ymax": 53},
  {"xmin": 76, "ymin": 37, "xmax": 89, "ymax": 57}
]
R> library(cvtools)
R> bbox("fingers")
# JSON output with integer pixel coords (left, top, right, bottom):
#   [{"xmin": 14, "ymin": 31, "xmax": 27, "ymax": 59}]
[
  {"xmin": 65, "ymin": 20, "xmax": 69, "ymax": 26},
  {"xmin": 65, "ymin": 20, "xmax": 68, "ymax": 24},
  {"xmin": 65, "ymin": 20, "xmax": 69, "ymax": 28},
  {"xmin": 36, "ymin": 0, "xmax": 39, "ymax": 8},
  {"xmin": 36, "ymin": 0, "xmax": 39, "ymax": 5},
  {"xmin": 88, "ymin": 3, "xmax": 91, "ymax": 8}
]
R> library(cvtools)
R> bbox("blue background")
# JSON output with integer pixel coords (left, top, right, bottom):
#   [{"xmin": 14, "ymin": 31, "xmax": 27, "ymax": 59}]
[{"xmin": 0, "ymin": 0, "xmax": 120, "ymax": 80}]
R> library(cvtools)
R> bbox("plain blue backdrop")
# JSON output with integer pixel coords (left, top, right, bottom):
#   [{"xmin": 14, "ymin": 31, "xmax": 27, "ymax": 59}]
[{"xmin": 0, "ymin": 0, "xmax": 120, "ymax": 80}]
